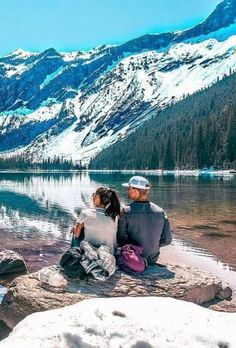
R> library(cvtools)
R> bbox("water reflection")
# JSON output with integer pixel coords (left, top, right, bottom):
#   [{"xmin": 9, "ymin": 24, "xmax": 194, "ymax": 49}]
[{"xmin": 0, "ymin": 172, "xmax": 235, "ymax": 285}]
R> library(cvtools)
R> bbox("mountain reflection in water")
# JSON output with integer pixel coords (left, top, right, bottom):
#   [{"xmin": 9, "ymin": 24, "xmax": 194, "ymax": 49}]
[{"xmin": 0, "ymin": 171, "xmax": 235, "ymax": 288}]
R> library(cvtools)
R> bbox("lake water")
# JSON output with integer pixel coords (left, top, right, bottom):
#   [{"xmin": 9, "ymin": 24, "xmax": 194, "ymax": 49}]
[{"xmin": 0, "ymin": 171, "xmax": 236, "ymax": 289}]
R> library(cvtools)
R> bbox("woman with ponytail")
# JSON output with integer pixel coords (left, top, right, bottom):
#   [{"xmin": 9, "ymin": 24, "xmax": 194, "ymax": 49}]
[{"xmin": 71, "ymin": 187, "xmax": 121, "ymax": 253}]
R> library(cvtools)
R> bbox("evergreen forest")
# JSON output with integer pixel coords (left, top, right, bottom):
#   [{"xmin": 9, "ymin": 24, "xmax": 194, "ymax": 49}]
[{"xmin": 0, "ymin": 155, "xmax": 84, "ymax": 171}]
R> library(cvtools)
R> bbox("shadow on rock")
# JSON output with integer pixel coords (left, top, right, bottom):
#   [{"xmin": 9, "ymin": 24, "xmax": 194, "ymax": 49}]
[{"xmin": 0, "ymin": 320, "xmax": 11, "ymax": 341}]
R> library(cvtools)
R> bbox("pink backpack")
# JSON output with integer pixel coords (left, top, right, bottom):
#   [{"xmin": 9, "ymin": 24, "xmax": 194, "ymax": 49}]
[{"xmin": 116, "ymin": 244, "xmax": 146, "ymax": 274}]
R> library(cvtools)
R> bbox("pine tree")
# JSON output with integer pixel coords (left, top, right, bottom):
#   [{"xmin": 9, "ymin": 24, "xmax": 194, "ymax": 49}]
[
  {"xmin": 163, "ymin": 135, "xmax": 175, "ymax": 170},
  {"xmin": 225, "ymin": 107, "xmax": 236, "ymax": 163}
]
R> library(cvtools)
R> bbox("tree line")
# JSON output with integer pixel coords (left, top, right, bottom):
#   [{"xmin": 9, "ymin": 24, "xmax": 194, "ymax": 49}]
[{"xmin": 0, "ymin": 155, "xmax": 85, "ymax": 171}]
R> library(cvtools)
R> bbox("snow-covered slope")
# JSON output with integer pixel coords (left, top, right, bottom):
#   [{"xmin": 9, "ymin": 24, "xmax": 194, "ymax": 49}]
[
  {"xmin": 0, "ymin": 297, "xmax": 235, "ymax": 348},
  {"xmin": 0, "ymin": 0, "xmax": 236, "ymax": 165}
]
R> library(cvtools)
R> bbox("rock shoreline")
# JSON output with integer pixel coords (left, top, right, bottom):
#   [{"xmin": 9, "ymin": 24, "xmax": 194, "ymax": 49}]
[{"xmin": 0, "ymin": 261, "xmax": 234, "ymax": 330}]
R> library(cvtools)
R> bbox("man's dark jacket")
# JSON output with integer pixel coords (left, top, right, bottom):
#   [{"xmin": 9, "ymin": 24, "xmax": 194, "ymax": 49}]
[{"xmin": 117, "ymin": 201, "xmax": 172, "ymax": 264}]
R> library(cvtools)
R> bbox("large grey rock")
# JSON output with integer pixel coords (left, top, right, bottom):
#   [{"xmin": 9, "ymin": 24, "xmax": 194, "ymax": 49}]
[
  {"xmin": 0, "ymin": 250, "xmax": 27, "ymax": 276},
  {"xmin": 0, "ymin": 262, "xmax": 232, "ymax": 329}
]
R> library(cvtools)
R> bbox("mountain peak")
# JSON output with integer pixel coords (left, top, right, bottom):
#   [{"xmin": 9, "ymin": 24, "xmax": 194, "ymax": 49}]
[
  {"xmin": 4, "ymin": 48, "xmax": 37, "ymax": 59},
  {"xmin": 204, "ymin": 0, "xmax": 236, "ymax": 31},
  {"xmin": 10, "ymin": 48, "xmax": 25, "ymax": 55},
  {"xmin": 175, "ymin": 0, "xmax": 236, "ymax": 42},
  {"xmin": 40, "ymin": 47, "xmax": 60, "ymax": 57}
]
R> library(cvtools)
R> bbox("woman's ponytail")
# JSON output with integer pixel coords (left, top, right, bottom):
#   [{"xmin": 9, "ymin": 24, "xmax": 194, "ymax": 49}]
[
  {"xmin": 105, "ymin": 189, "xmax": 121, "ymax": 221},
  {"xmin": 95, "ymin": 187, "xmax": 121, "ymax": 221}
]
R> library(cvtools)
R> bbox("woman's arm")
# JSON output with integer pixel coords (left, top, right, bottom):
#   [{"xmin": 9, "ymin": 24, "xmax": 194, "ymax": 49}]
[{"xmin": 71, "ymin": 222, "xmax": 84, "ymax": 238}]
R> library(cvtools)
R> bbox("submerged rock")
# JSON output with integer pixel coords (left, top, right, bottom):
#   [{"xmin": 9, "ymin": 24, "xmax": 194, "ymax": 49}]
[
  {"xmin": 0, "ymin": 250, "xmax": 27, "ymax": 276},
  {"xmin": 0, "ymin": 262, "xmax": 232, "ymax": 329}
]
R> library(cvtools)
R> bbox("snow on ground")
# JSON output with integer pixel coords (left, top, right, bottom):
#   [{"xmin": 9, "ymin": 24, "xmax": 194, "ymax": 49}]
[
  {"xmin": 0, "ymin": 103, "xmax": 61, "ymax": 139},
  {"xmin": 26, "ymin": 103, "xmax": 62, "ymax": 122},
  {"xmin": 60, "ymin": 51, "xmax": 81, "ymax": 61},
  {"xmin": 61, "ymin": 50, "xmax": 99, "ymax": 61},
  {"xmin": 0, "ymin": 297, "xmax": 235, "ymax": 348},
  {"xmin": 4, "ymin": 63, "xmax": 28, "ymax": 78},
  {"xmin": 37, "ymin": 118, "xmax": 130, "ymax": 165}
]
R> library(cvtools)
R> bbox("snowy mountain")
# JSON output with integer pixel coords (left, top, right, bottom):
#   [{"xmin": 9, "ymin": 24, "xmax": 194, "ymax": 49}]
[{"xmin": 0, "ymin": 0, "xmax": 236, "ymax": 165}]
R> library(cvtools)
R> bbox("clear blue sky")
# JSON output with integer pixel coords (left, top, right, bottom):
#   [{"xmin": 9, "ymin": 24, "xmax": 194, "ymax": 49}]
[{"xmin": 0, "ymin": 0, "xmax": 222, "ymax": 56}]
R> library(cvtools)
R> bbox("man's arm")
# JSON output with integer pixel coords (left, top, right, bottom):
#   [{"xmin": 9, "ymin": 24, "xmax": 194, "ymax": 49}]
[
  {"xmin": 159, "ymin": 211, "xmax": 172, "ymax": 247},
  {"xmin": 117, "ymin": 208, "xmax": 128, "ymax": 245}
]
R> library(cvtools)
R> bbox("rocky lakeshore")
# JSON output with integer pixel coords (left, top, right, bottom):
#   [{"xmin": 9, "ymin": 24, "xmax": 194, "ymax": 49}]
[{"xmin": 0, "ymin": 260, "xmax": 234, "ymax": 330}]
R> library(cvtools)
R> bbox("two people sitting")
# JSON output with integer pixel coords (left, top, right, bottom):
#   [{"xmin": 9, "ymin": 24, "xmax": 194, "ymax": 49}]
[{"xmin": 71, "ymin": 175, "xmax": 172, "ymax": 271}]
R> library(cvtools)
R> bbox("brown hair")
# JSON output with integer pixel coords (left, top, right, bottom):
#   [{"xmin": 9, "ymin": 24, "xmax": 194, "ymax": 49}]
[{"xmin": 95, "ymin": 187, "xmax": 121, "ymax": 221}]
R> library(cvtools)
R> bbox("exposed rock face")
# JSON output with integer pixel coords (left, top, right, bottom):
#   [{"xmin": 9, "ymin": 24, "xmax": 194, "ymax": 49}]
[
  {"xmin": 176, "ymin": 0, "xmax": 236, "ymax": 41},
  {"xmin": 0, "ymin": 262, "xmax": 232, "ymax": 329},
  {"xmin": 0, "ymin": 250, "xmax": 27, "ymax": 276}
]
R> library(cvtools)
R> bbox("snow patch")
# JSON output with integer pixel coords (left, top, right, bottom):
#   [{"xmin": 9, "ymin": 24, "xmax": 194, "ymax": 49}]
[
  {"xmin": 3, "ymin": 48, "xmax": 38, "ymax": 60},
  {"xmin": 40, "ymin": 67, "xmax": 65, "ymax": 89}
]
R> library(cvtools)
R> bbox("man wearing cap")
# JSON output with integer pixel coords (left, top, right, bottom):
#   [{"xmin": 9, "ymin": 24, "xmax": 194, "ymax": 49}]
[{"xmin": 117, "ymin": 176, "xmax": 172, "ymax": 264}]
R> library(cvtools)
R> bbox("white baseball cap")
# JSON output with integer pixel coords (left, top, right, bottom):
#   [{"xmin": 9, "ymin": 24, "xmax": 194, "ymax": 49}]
[{"xmin": 122, "ymin": 176, "xmax": 151, "ymax": 190}]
